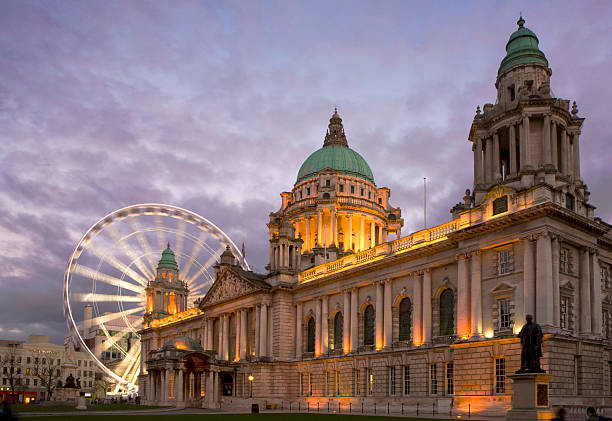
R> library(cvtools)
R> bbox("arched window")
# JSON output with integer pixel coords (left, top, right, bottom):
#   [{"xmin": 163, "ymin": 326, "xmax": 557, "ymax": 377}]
[
  {"xmin": 333, "ymin": 312, "xmax": 343, "ymax": 350},
  {"xmin": 399, "ymin": 297, "xmax": 412, "ymax": 341},
  {"xmin": 364, "ymin": 305, "xmax": 375, "ymax": 346},
  {"xmin": 439, "ymin": 289, "xmax": 455, "ymax": 336},
  {"xmin": 307, "ymin": 317, "xmax": 316, "ymax": 353}
]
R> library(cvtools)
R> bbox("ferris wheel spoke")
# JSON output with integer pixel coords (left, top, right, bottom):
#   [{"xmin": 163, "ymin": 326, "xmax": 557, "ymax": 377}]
[
  {"xmin": 128, "ymin": 217, "xmax": 158, "ymax": 274},
  {"xmin": 86, "ymin": 244, "xmax": 148, "ymax": 287},
  {"xmin": 105, "ymin": 225, "xmax": 155, "ymax": 281},
  {"xmin": 72, "ymin": 264, "xmax": 144, "ymax": 295},
  {"xmin": 180, "ymin": 229, "xmax": 210, "ymax": 281},
  {"xmin": 154, "ymin": 214, "xmax": 167, "ymax": 252},
  {"xmin": 73, "ymin": 293, "xmax": 143, "ymax": 303},
  {"xmin": 185, "ymin": 246, "xmax": 225, "ymax": 285},
  {"xmin": 173, "ymin": 219, "xmax": 187, "ymax": 268},
  {"xmin": 100, "ymin": 329, "xmax": 132, "ymax": 352},
  {"xmin": 189, "ymin": 279, "xmax": 213, "ymax": 295}
]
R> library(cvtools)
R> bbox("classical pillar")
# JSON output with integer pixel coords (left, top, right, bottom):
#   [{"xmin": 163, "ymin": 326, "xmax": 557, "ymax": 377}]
[
  {"xmin": 332, "ymin": 208, "xmax": 337, "ymax": 246},
  {"xmin": 269, "ymin": 243, "xmax": 275, "ymax": 271},
  {"xmin": 457, "ymin": 254, "xmax": 470, "ymax": 339},
  {"xmin": 147, "ymin": 371, "xmax": 153, "ymax": 402},
  {"xmin": 560, "ymin": 126, "xmax": 568, "ymax": 174},
  {"xmin": 315, "ymin": 298, "xmax": 322, "ymax": 356},
  {"xmin": 260, "ymin": 303, "xmax": 268, "ymax": 358},
  {"xmin": 384, "ymin": 279, "xmax": 392, "ymax": 348},
  {"xmin": 350, "ymin": 287, "xmax": 358, "ymax": 352},
  {"xmin": 470, "ymin": 251, "xmax": 482, "ymax": 337},
  {"xmin": 305, "ymin": 217, "xmax": 311, "ymax": 250},
  {"xmin": 473, "ymin": 137, "xmax": 483, "ymax": 186},
  {"xmin": 591, "ymin": 249, "xmax": 602, "ymax": 335},
  {"xmin": 509, "ymin": 125, "xmax": 517, "ymax": 175},
  {"xmin": 317, "ymin": 210, "xmax": 323, "ymax": 246},
  {"xmin": 177, "ymin": 369, "xmax": 184, "ymax": 404},
  {"xmin": 542, "ymin": 114, "xmax": 551, "ymax": 166},
  {"xmin": 371, "ymin": 220, "xmax": 376, "ymax": 248},
  {"xmin": 580, "ymin": 247, "xmax": 591, "ymax": 334},
  {"xmin": 224, "ymin": 314, "xmax": 231, "ymax": 360},
  {"xmin": 552, "ymin": 235, "xmax": 560, "ymax": 327},
  {"xmin": 523, "ymin": 237, "xmax": 536, "ymax": 317},
  {"xmin": 235, "ymin": 311, "xmax": 241, "ymax": 361},
  {"xmin": 523, "ymin": 114, "xmax": 531, "ymax": 167},
  {"xmin": 536, "ymin": 233, "xmax": 554, "ymax": 327},
  {"xmin": 485, "ymin": 136, "xmax": 493, "ymax": 183},
  {"xmin": 360, "ymin": 216, "xmax": 365, "ymax": 251},
  {"xmin": 217, "ymin": 317, "xmax": 223, "ymax": 359},
  {"xmin": 240, "ymin": 309, "xmax": 247, "ymax": 360},
  {"xmin": 573, "ymin": 132, "xmax": 581, "ymax": 180},
  {"xmin": 162, "ymin": 369, "xmax": 169, "ymax": 403},
  {"xmin": 295, "ymin": 302, "xmax": 302, "ymax": 358},
  {"xmin": 422, "ymin": 270, "xmax": 432, "ymax": 344},
  {"xmin": 375, "ymin": 281, "xmax": 384, "ymax": 349},
  {"xmin": 213, "ymin": 371, "xmax": 219, "ymax": 406},
  {"xmin": 347, "ymin": 214, "xmax": 353, "ymax": 251},
  {"xmin": 255, "ymin": 305, "xmax": 260, "ymax": 358},
  {"xmin": 382, "ymin": 228, "xmax": 388, "ymax": 243},
  {"xmin": 343, "ymin": 290, "xmax": 351, "ymax": 353},
  {"xmin": 322, "ymin": 295, "xmax": 329, "ymax": 354},
  {"xmin": 493, "ymin": 131, "xmax": 501, "ymax": 180},
  {"xmin": 206, "ymin": 319, "xmax": 213, "ymax": 352},
  {"xmin": 412, "ymin": 272, "xmax": 422, "ymax": 347},
  {"xmin": 551, "ymin": 121, "xmax": 558, "ymax": 169}
]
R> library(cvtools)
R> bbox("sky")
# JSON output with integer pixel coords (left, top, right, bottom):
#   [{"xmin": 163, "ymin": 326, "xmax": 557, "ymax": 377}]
[{"xmin": 1, "ymin": 0, "xmax": 611, "ymax": 344}]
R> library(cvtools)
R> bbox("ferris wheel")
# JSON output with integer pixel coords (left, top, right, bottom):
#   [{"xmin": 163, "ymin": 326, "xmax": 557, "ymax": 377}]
[{"xmin": 63, "ymin": 203, "xmax": 248, "ymax": 392}]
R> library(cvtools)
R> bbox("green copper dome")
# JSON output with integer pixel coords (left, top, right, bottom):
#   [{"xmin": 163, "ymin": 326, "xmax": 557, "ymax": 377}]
[
  {"xmin": 296, "ymin": 110, "xmax": 375, "ymax": 185},
  {"xmin": 157, "ymin": 243, "xmax": 178, "ymax": 270},
  {"xmin": 498, "ymin": 16, "xmax": 548, "ymax": 76}
]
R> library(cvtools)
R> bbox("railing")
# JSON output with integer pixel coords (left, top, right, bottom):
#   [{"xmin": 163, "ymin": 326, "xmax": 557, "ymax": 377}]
[{"xmin": 284, "ymin": 196, "xmax": 385, "ymax": 215}]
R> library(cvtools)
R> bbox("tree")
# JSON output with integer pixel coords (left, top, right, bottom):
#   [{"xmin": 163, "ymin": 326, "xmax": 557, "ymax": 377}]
[
  {"xmin": 33, "ymin": 350, "xmax": 61, "ymax": 401},
  {"xmin": 0, "ymin": 345, "xmax": 22, "ymax": 401},
  {"xmin": 94, "ymin": 373, "xmax": 113, "ymax": 400}
]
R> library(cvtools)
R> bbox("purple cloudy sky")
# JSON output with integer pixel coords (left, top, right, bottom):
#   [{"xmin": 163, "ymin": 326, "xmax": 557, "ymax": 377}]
[{"xmin": 1, "ymin": 1, "xmax": 611, "ymax": 344}]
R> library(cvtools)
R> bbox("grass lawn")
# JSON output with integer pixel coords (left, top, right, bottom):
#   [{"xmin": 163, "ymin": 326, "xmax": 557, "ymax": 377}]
[
  {"xmin": 12, "ymin": 403, "xmax": 168, "ymax": 412},
  {"xmin": 18, "ymin": 414, "xmax": 453, "ymax": 421}
]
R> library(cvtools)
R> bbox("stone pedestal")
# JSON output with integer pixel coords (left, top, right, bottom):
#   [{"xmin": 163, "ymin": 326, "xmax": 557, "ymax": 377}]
[
  {"xmin": 506, "ymin": 373, "xmax": 554, "ymax": 420},
  {"xmin": 76, "ymin": 396, "xmax": 87, "ymax": 410}
]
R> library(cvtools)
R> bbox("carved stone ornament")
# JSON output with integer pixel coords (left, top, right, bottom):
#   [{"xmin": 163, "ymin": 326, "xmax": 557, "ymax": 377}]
[{"xmin": 202, "ymin": 270, "xmax": 260, "ymax": 307}]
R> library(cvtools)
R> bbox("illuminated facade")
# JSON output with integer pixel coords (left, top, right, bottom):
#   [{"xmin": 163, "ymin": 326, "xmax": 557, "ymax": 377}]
[{"xmin": 138, "ymin": 17, "xmax": 612, "ymax": 416}]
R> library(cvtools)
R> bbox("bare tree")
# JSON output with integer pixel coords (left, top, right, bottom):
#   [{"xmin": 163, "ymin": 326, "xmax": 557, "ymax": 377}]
[
  {"xmin": 0, "ymin": 345, "xmax": 22, "ymax": 401},
  {"xmin": 94, "ymin": 373, "xmax": 113, "ymax": 400},
  {"xmin": 33, "ymin": 351, "xmax": 61, "ymax": 401}
]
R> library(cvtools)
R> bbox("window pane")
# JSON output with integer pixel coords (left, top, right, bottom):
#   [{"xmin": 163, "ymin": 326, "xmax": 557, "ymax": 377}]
[
  {"xmin": 364, "ymin": 305, "xmax": 375, "ymax": 345},
  {"xmin": 334, "ymin": 312, "xmax": 343, "ymax": 350},
  {"xmin": 399, "ymin": 298, "xmax": 412, "ymax": 341},
  {"xmin": 307, "ymin": 318, "xmax": 316, "ymax": 353},
  {"xmin": 439, "ymin": 289, "xmax": 455, "ymax": 336}
]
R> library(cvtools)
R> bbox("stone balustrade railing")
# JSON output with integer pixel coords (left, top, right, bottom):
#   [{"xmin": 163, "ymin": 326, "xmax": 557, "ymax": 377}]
[{"xmin": 285, "ymin": 195, "xmax": 385, "ymax": 215}]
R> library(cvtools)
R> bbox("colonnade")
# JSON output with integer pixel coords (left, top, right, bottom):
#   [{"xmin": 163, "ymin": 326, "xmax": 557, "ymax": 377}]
[
  {"xmin": 147, "ymin": 367, "xmax": 218, "ymax": 407},
  {"xmin": 474, "ymin": 113, "xmax": 581, "ymax": 187},
  {"xmin": 203, "ymin": 303, "xmax": 269, "ymax": 361},
  {"xmin": 151, "ymin": 290, "xmax": 188, "ymax": 315}
]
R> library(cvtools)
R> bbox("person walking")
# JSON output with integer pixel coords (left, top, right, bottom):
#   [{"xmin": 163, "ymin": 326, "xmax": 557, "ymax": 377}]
[
  {"xmin": 551, "ymin": 407, "xmax": 567, "ymax": 420},
  {"xmin": 587, "ymin": 406, "xmax": 611, "ymax": 421}
]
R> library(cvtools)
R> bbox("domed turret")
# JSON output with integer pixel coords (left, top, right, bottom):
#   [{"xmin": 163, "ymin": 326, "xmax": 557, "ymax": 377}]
[
  {"xmin": 498, "ymin": 16, "xmax": 549, "ymax": 77},
  {"xmin": 157, "ymin": 243, "xmax": 178, "ymax": 270}
]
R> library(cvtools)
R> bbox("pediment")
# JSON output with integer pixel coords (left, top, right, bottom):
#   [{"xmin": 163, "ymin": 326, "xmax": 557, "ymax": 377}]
[
  {"xmin": 491, "ymin": 282, "xmax": 515, "ymax": 295},
  {"xmin": 199, "ymin": 267, "xmax": 265, "ymax": 308},
  {"xmin": 483, "ymin": 185, "xmax": 516, "ymax": 203}
]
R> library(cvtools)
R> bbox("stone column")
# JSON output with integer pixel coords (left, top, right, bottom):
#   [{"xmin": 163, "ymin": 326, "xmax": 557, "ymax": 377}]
[
  {"xmin": 147, "ymin": 371, "xmax": 153, "ymax": 402},
  {"xmin": 223, "ymin": 314, "xmax": 229, "ymax": 360},
  {"xmin": 350, "ymin": 287, "xmax": 358, "ymax": 352},
  {"xmin": 493, "ymin": 131, "xmax": 501, "ymax": 180},
  {"xmin": 468, "ymin": 252, "xmax": 481, "ymax": 338},
  {"xmin": 330, "ymin": 208, "xmax": 336, "ymax": 246},
  {"xmin": 523, "ymin": 237, "xmax": 536, "ymax": 317},
  {"xmin": 240, "ymin": 309, "xmax": 247, "ymax": 360},
  {"xmin": 542, "ymin": 114, "xmax": 551, "ymax": 166},
  {"xmin": 206, "ymin": 319, "xmax": 213, "ymax": 352},
  {"xmin": 551, "ymin": 121, "xmax": 558, "ymax": 169},
  {"xmin": 509, "ymin": 125, "xmax": 517, "ymax": 175},
  {"xmin": 343, "ymin": 290, "xmax": 351, "ymax": 353},
  {"xmin": 473, "ymin": 137, "xmax": 483, "ymax": 186},
  {"xmin": 217, "ymin": 317, "xmax": 223, "ymax": 359},
  {"xmin": 315, "ymin": 298, "xmax": 322, "ymax": 356},
  {"xmin": 295, "ymin": 302, "xmax": 302, "ymax": 358},
  {"xmin": 560, "ymin": 126, "xmax": 568, "ymax": 174},
  {"xmin": 235, "ymin": 311, "xmax": 241, "ymax": 361},
  {"xmin": 536, "ymin": 233, "xmax": 554, "ymax": 327},
  {"xmin": 205, "ymin": 372, "xmax": 213, "ymax": 408},
  {"xmin": 422, "ymin": 270, "xmax": 432, "ymax": 344},
  {"xmin": 384, "ymin": 279, "xmax": 393, "ymax": 348},
  {"xmin": 551, "ymin": 235, "xmax": 560, "ymax": 327},
  {"xmin": 360, "ymin": 216, "xmax": 365, "ymax": 251},
  {"xmin": 305, "ymin": 216, "xmax": 311, "ymax": 250},
  {"xmin": 382, "ymin": 228, "xmax": 388, "ymax": 243},
  {"xmin": 255, "ymin": 305, "xmax": 260, "ymax": 358},
  {"xmin": 347, "ymin": 214, "xmax": 353, "ymax": 251},
  {"xmin": 457, "ymin": 254, "xmax": 470, "ymax": 338},
  {"xmin": 317, "ymin": 210, "xmax": 323, "ymax": 246},
  {"xmin": 573, "ymin": 132, "xmax": 581, "ymax": 180},
  {"xmin": 591, "ymin": 249, "xmax": 602, "ymax": 335},
  {"xmin": 580, "ymin": 247, "xmax": 591, "ymax": 334},
  {"xmin": 523, "ymin": 114, "xmax": 531, "ymax": 167},
  {"xmin": 371, "ymin": 220, "xmax": 376, "ymax": 248},
  {"xmin": 260, "ymin": 303, "xmax": 268, "ymax": 358},
  {"xmin": 322, "ymin": 295, "xmax": 329, "ymax": 354},
  {"xmin": 162, "ymin": 369, "xmax": 169, "ymax": 403},
  {"xmin": 485, "ymin": 136, "xmax": 493, "ymax": 183},
  {"xmin": 412, "ymin": 272, "xmax": 422, "ymax": 347},
  {"xmin": 375, "ymin": 281, "xmax": 384, "ymax": 349},
  {"xmin": 177, "ymin": 369, "xmax": 184, "ymax": 405},
  {"xmin": 213, "ymin": 371, "xmax": 219, "ymax": 406}
]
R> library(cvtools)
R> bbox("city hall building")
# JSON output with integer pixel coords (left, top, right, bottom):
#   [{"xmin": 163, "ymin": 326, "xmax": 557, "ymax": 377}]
[{"xmin": 138, "ymin": 18, "xmax": 612, "ymax": 415}]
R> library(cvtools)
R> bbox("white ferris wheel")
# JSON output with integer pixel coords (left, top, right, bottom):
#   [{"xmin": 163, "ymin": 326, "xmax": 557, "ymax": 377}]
[{"xmin": 62, "ymin": 204, "xmax": 248, "ymax": 393}]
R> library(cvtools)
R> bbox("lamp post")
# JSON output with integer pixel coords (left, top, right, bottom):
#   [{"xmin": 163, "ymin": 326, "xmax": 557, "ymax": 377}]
[{"xmin": 248, "ymin": 374, "xmax": 254, "ymax": 398}]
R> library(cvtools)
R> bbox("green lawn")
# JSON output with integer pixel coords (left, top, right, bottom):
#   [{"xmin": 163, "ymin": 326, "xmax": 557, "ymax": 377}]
[
  {"xmin": 17, "ymin": 414, "xmax": 452, "ymax": 421},
  {"xmin": 12, "ymin": 403, "xmax": 167, "ymax": 412}
]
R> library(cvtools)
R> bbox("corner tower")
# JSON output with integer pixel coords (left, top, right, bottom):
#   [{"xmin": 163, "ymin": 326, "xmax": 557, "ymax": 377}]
[
  {"xmin": 268, "ymin": 109, "xmax": 403, "ymax": 273},
  {"xmin": 144, "ymin": 244, "xmax": 189, "ymax": 321},
  {"xmin": 468, "ymin": 17, "xmax": 591, "ymax": 217}
]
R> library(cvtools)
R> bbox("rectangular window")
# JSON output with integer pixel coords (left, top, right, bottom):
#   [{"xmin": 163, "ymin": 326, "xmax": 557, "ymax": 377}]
[
  {"xmin": 354, "ymin": 369, "xmax": 360, "ymax": 396},
  {"xmin": 307, "ymin": 187, "xmax": 310, "ymax": 196},
  {"xmin": 560, "ymin": 297, "xmax": 569, "ymax": 329},
  {"xmin": 335, "ymin": 370, "xmax": 340, "ymax": 396},
  {"xmin": 339, "ymin": 184, "xmax": 344, "ymax": 193},
  {"xmin": 78, "ymin": 360, "xmax": 81, "ymax": 366},
  {"xmin": 430, "ymin": 364, "xmax": 437, "ymax": 395},
  {"xmin": 27, "ymin": 357, "xmax": 30, "ymax": 364},
  {"xmin": 560, "ymin": 248, "xmax": 569, "ymax": 273},
  {"xmin": 389, "ymin": 367, "xmax": 396, "ymax": 396},
  {"xmin": 368, "ymin": 192, "xmax": 371, "ymax": 199},
  {"xmin": 403, "ymin": 366, "xmax": 410, "ymax": 395},
  {"xmin": 566, "ymin": 193, "xmax": 575, "ymax": 211},
  {"xmin": 308, "ymin": 372, "xmax": 312, "ymax": 396},
  {"xmin": 378, "ymin": 197, "xmax": 382, "ymax": 204},
  {"xmin": 360, "ymin": 188, "xmax": 364, "ymax": 196},
  {"xmin": 368, "ymin": 369, "xmax": 374, "ymax": 395},
  {"xmin": 446, "ymin": 363, "xmax": 454, "ymax": 395},
  {"xmin": 299, "ymin": 373, "xmax": 304, "ymax": 396},
  {"xmin": 602, "ymin": 266, "xmax": 610, "ymax": 289},
  {"xmin": 34, "ymin": 379, "xmax": 38, "ymax": 386},
  {"xmin": 351, "ymin": 186, "xmax": 355, "ymax": 194},
  {"xmin": 26, "ymin": 378, "xmax": 30, "ymax": 386},
  {"xmin": 495, "ymin": 358, "xmax": 506, "ymax": 394},
  {"xmin": 326, "ymin": 179, "xmax": 330, "ymax": 187},
  {"xmin": 324, "ymin": 371, "xmax": 329, "ymax": 396},
  {"xmin": 499, "ymin": 250, "xmax": 511, "ymax": 274},
  {"xmin": 499, "ymin": 299, "xmax": 511, "ymax": 330},
  {"xmin": 604, "ymin": 309, "xmax": 610, "ymax": 339}
]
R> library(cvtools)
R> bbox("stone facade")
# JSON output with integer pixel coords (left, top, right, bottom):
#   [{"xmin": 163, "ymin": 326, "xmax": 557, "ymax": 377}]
[{"xmin": 138, "ymin": 17, "xmax": 612, "ymax": 416}]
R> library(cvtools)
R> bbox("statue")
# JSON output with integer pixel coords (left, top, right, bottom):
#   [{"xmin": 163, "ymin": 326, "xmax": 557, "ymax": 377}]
[
  {"xmin": 76, "ymin": 377, "xmax": 81, "ymax": 389},
  {"xmin": 517, "ymin": 314, "xmax": 544, "ymax": 373},
  {"xmin": 65, "ymin": 373, "xmax": 76, "ymax": 388}
]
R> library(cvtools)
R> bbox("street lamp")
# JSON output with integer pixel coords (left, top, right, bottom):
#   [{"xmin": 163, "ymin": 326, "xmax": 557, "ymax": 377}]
[{"xmin": 248, "ymin": 374, "xmax": 254, "ymax": 398}]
